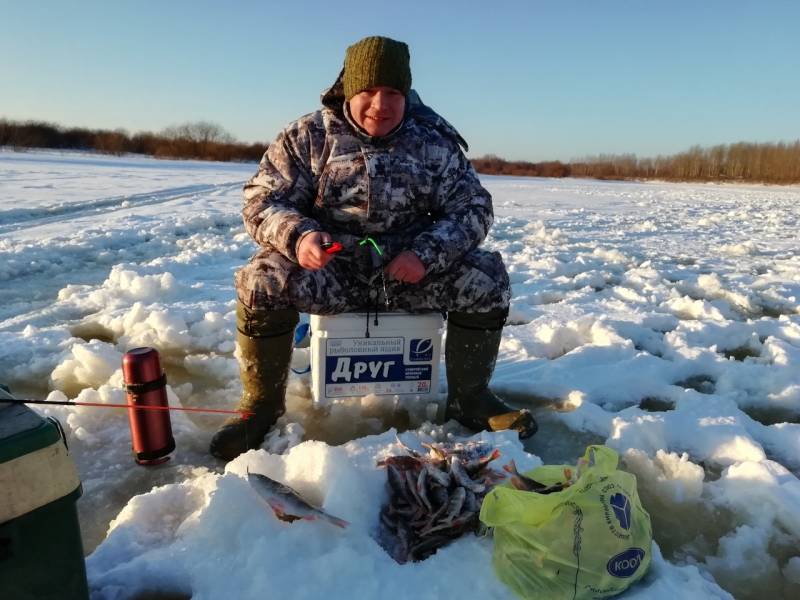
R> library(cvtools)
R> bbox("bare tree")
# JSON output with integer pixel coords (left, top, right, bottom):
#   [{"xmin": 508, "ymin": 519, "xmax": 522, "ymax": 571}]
[{"xmin": 161, "ymin": 121, "xmax": 235, "ymax": 158}]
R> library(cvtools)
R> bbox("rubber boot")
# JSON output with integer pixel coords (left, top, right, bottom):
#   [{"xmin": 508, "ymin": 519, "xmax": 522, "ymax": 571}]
[
  {"xmin": 209, "ymin": 304, "xmax": 298, "ymax": 461},
  {"xmin": 444, "ymin": 309, "xmax": 537, "ymax": 439}
]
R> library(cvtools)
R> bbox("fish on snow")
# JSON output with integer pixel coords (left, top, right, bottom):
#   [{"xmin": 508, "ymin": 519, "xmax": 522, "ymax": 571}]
[{"xmin": 246, "ymin": 469, "xmax": 349, "ymax": 529}]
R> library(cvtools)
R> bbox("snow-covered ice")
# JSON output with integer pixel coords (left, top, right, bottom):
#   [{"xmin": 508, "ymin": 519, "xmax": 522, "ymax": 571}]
[{"xmin": 2, "ymin": 148, "xmax": 799, "ymax": 599}]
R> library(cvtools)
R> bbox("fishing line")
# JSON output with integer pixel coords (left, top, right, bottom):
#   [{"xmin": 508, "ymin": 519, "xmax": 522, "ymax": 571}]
[{"xmin": 359, "ymin": 236, "xmax": 386, "ymax": 338}]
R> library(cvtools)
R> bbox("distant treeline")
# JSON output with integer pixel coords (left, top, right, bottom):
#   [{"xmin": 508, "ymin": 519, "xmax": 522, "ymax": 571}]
[
  {"xmin": 3, "ymin": 117, "xmax": 799, "ymax": 184},
  {"xmin": 473, "ymin": 141, "xmax": 800, "ymax": 184},
  {"xmin": 0, "ymin": 119, "xmax": 266, "ymax": 162}
]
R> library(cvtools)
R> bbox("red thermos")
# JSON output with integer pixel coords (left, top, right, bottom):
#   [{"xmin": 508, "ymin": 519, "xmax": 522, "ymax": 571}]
[{"xmin": 122, "ymin": 347, "xmax": 175, "ymax": 466}]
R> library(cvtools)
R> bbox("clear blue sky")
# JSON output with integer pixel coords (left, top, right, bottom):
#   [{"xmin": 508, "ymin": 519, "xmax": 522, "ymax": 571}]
[{"xmin": 2, "ymin": 1, "xmax": 799, "ymax": 161}]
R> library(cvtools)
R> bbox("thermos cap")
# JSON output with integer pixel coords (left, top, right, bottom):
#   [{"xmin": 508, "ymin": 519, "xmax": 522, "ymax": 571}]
[{"xmin": 122, "ymin": 347, "xmax": 162, "ymax": 383}]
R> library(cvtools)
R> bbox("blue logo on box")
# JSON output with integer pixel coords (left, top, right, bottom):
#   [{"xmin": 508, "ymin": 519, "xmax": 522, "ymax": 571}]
[
  {"xmin": 409, "ymin": 338, "xmax": 433, "ymax": 361},
  {"xmin": 324, "ymin": 354, "xmax": 431, "ymax": 384}
]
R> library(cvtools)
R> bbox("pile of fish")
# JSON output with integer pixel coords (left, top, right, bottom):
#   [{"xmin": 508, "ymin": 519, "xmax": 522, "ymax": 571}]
[
  {"xmin": 375, "ymin": 438, "xmax": 506, "ymax": 563},
  {"xmin": 244, "ymin": 447, "xmax": 574, "ymax": 561}
]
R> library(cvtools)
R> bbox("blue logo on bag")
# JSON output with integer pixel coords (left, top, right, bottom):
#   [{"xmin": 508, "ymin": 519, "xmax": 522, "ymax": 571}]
[
  {"xmin": 607, "ymin": 548, "xmax": 645, "ymax": 578},
  {"xmin": 610, "ymin": 492, "xmax": 631, "ymax": 530},
  {"xmin": 409, "ymin": 338, "xmax": 433, "ymax": 361}
]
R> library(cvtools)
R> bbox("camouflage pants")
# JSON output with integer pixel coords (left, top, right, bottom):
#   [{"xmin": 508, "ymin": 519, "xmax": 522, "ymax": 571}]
[{"xmin": 235, "ymin": 246, "xmax": 510, "ymax": 315}]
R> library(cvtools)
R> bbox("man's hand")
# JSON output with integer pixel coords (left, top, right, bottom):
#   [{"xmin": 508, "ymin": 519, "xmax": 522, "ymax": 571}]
[
  {"xmin": 297, "ymin": 231, "xmax": 334, "ymax": 270},
  {"xmin": 385, "ymin": 250, "xmax": 426, "ymax": 284}
]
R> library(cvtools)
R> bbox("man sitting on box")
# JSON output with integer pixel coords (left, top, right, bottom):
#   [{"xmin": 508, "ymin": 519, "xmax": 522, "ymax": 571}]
[{"xmin": 210, "ymin": 36, "xmax": 537, "ymax": 461}]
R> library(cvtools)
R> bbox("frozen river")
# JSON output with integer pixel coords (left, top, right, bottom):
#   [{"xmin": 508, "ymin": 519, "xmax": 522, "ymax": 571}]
[{"xmin": 1, "ymin": 149, "xmax": 799, "ymax": 599}]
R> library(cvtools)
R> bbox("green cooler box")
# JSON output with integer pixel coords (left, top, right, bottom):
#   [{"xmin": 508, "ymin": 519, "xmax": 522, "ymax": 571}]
[{"xmin": 0, "ymin": 397, "xmax": 89, "ymax": 600}]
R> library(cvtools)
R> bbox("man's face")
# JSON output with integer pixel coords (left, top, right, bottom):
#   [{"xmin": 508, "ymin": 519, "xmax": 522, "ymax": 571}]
[{"xmin": 348, "ymin": 87, "xmax": 406, "ymax": 137}]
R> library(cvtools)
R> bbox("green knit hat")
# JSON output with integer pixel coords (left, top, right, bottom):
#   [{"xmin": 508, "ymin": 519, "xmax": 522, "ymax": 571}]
[{"xmin": 343, "ymin": 36, "xmax": 411, "ymax": 100}]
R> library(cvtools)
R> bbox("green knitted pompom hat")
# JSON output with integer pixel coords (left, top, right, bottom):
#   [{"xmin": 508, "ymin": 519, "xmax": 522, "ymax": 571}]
[{"xmin": 343, "ymin": 36, "xmax": 411, "ymax": 100}]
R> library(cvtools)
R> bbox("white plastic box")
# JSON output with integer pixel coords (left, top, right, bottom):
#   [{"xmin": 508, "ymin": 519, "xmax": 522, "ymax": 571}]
[{"xmin": 309, "ymin": 312, "xmax": 444, "ymax": 416}]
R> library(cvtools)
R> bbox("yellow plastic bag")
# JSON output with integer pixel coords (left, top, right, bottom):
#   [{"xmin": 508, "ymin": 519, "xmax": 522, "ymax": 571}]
[{"xmin": 480, "ymin": 445, "xmax": 652, "ymax": 600}]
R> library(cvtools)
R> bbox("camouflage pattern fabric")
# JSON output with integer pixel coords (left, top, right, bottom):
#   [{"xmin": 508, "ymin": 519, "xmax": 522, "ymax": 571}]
[
  {"xmin": 238, "ymin": 240, "xmax": 509, "ymax": 315},
  {"xmin": 235, "ymin": 71, "xmax": 509, "ymax": 314}
]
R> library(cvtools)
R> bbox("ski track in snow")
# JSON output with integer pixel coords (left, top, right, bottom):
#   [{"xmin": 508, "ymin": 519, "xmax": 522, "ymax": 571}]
[
  {"xmin": 1, "ymin": 150, "xmax": 799, "ymax": 599},
  {"xmin": 0, "ymin": 181, "xmax": 241, "ymax": 233}
]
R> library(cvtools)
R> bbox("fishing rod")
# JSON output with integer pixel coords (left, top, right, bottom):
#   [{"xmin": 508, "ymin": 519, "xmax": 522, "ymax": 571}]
[
  {"xmin": 1, "ymin": 346, "xmax": 254, "ymax": 466},
  {"xmin": 0, "ymin": 397, "xmax": 254, "ymax": 419},
  {"xmin": 0, "ymin": 394, "xmax": 255, "ymax": 466}
]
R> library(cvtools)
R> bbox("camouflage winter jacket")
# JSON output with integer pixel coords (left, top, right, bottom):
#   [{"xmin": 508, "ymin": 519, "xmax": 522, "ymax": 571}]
[{"xmin": 241, "ymin": 72, "xmax": 493, "ymax": 277}]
